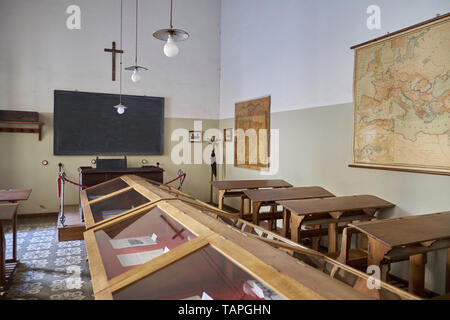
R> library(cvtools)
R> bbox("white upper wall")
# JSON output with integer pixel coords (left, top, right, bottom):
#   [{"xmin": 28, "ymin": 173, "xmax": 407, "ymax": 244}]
[
  {"xmin": 0, "ymin": 0, "xmax": 221, "ymax": 119},
  {"xmin": 220, "ymin": 0, "xmax": 450, "ymax": 118}
]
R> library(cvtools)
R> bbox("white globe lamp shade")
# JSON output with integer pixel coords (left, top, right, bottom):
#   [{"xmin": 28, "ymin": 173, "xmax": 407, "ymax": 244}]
[
  {"xmin": 131, "ymin": 69, "xmax": 141, "ymax": 82},
  {"xmin": 164, "ymin": 36, "xmax": 179, "ymax": 57},
  {"xmin": 114, "ymin": 104, "xmax": 127, "ymax": 115}
]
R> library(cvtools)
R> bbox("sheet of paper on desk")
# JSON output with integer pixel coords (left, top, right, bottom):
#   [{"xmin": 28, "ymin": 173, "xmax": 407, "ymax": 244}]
[
  {"xmin": 247, "ymin": 280, "xmax": 264, "ymax": 299},
  {"xmin": 201, "ymin": 292, "xmax": 213, "ymax": 300},
  {"xmin": 110, "ymin": 234, "xmax": 158, "ymax": 249},
  {"xmin": 117, "ymin": 246, "xmax": 170, "ymax": 267}
]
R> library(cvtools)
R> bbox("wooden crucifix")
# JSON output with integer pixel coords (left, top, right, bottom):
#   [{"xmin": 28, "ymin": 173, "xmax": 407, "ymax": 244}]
[{"xmin": 104, "ymin": 41, "xmax": 124, "ymax": 81}]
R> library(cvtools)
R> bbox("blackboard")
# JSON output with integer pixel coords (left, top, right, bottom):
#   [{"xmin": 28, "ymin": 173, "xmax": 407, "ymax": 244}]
[{"xmin": 54, "ymin": 90, "xmax": 164, "ymax": 155}]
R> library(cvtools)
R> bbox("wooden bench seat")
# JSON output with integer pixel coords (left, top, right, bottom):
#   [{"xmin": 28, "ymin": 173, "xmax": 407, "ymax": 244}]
[
  {"xmin": 328, "ymin": 249, "xmax": 368, "ymax": 268},
  {"xmin": 302, "ymin": 214, "xmax": 374, "ymax": 227},
  {"xmin": 385, "ymin": 238, "xmax": 450, "ymax": 263}
]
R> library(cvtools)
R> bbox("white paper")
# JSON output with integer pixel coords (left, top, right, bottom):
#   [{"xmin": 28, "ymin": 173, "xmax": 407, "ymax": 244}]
[
  {"xmin": 110, "ymin": 234, "xmax": 158, "ymax": 249},
  {"xmin": 201, "ymin": 292, "xmax": 213, "ymax": 300},
  {"xmin": 117, "ymin": 249, "xmax": 164, "ymax": 267},
  {"xmin": 117, "ymin": 246, "xmax": 170, "ymax": 267},
  {"xmin": 247, "ymin": 280, "xmax": 265, "ymax": 299}
]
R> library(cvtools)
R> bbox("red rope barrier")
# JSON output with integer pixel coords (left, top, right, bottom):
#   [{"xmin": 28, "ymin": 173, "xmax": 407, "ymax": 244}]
[
  {"xmin": 57, "ymin": 175, "xmax": 88, "ymax": 198},
  {"xmin": 164, "ymin": 173, "xmax": 186, "ymax": 189}
]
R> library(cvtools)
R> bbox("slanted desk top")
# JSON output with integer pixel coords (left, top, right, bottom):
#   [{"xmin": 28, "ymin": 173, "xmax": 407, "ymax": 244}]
[
  {"xmin": 0, "ymin": 203, "xmax": 18, "ymax": 220},
  {"xmin": 244, "ymin": 187, "xmax": 334, "ymax": 202},
  {"xmin": 211, "ymin": 180, "xmax": 292, "ymax": 190},
  {"xmin": 0, "ymin": 189, "xmax": 32, "ymax": 202},
  {"xmin": 350, "ymin": 211, "xmax": 450, "ymax": 248},
  {"xmin": 277, "ymin": 195, "xmax": 394, "ymax": 215}
]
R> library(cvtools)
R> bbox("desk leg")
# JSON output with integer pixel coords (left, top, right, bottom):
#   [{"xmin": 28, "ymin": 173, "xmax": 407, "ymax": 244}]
[
  {"xmin": 290, "ymin": 215, "xmax": 305, "ymax": 244},
  {"xmin": 446, "ymin": 248, "xmax": 450, "ymax": 294},
  {"xmin": 252, "ymin": 202, "xmax": 262, "ymax": 226},
  {"xmin": 367, "ymin": 237, "xmax": 391, "ymax": 282},
  {"xmin": 12, "ymin": 211, "xmax": 17, "ymax": 262},
  {"xmin": 246, "ymin": 198, "xmax": 251, "ymax": 215},
  {"xmin": 218, "ymin": 190, "xmax": 225, "ymax": 210},
  {"xmin": 270, "ymin": 205, "xmax": 276, "ymax": 231},
  {"xmin": 239, "ymin": 195, "xmax": 245, "ymax": 219},
  {"xmin": 0, "ymin": 221, "xmax": 4, "ymax": 288},
  {"xmin": 328, "ymin": 223, "xmax": 338, "ymax": 254},
  {"xmin": 283, "ymin": 209, "xmax": 291, "ymax": 238},
  {"xmin": 409, "ymin": 253, "xmax": 426, "ymax": 296}
]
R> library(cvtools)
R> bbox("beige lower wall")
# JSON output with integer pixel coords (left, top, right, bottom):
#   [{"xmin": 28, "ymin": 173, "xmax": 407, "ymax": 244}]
[
  {"xmin": 0, "ymin": 113, "xmax": 218, "ymax": 215},
  {"xmin": 219, "ymin": 103, "xmax": 450, "ymax": 295}
]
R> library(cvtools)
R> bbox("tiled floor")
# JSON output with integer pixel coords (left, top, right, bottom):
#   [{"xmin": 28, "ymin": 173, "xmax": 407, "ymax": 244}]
[{"xmin": 1, "ymin": 217, "xmax": 94, "ymax": 300}]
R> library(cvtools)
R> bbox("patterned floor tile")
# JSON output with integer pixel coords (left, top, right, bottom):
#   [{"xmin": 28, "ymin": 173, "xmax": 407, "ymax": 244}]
[{"xmin": 2, "ymin": 217, "xmax": 94, "ymax": 300}]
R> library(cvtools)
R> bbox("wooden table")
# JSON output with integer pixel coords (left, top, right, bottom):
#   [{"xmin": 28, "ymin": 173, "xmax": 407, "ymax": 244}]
[
  {"xmin": 350, "ymin": 211, "xmax": 450, "ymax": 296},
  {"xmin": 277, "ymin": 195, "xmax": 394, "ymax": 253},
  {"xmin": 0, "ymin": 189, "xmax": 32, "ymax": 262},
  {"xmin": 0, "ymin": 203, "xmax": 19, "ymax": 291},
  {"xmin": 0, "ymin": 189, "xmax": 32, "ymax": 203},
  {"xmin": 243, "ymin": 187, "xmax": 335, "ymax": 226},
  {"xmin": 211, "ymin": 180, "xmax": 292, "ymax": 212}
]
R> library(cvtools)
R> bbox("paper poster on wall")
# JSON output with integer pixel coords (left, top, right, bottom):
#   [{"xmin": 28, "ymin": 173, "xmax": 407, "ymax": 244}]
[
  {"xmin": 234, "ymin": 96, "xmax": 271, "ymax": 171},
  {"xmin": 352, "ymin": 14, "xmax": 450, "ymax": 174}
]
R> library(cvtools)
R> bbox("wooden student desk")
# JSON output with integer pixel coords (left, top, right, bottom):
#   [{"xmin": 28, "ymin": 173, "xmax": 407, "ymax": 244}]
[
  {"xmin": 0, "ymin": 203, "xmax": 19, "ymax": 291},
  {"xmin": 243, "ymin": 187, "xmax": 335, "ymax": 226},
  {"xmin": 0, "ymin": 189, "xmax": 32, "ymax": 262},
  {"xmin": 277, "ymin": 195, "xmax": 394, "ymax": 253},
  {"xmin": 211, "ymin": 180, "xmax": 292, "ymax": 212},
  {"xmin": 0, "ymin": 189, "xmax": 32, "ymax": 203},
  {"xmin": 348, "ymin": 211, "xmax": 450, "ymax": 296}
]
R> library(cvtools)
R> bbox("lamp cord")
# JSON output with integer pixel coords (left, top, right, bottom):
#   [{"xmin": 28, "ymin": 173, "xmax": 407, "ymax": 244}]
[
  {"xmin": 119, "ymin": 0, "xmax": 123, "ymax": 104},
  {"xmin": 135, "ymin": 0, "xmax": 138, "ymax": 65},
  {"xmin": 170, "ymin": 0, "xmax": 173, "ymax": 29}
]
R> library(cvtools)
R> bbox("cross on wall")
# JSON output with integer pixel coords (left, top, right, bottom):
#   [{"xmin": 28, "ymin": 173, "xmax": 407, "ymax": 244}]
[{"xmin": 104, "ymin": 41, "xmax": 124, "ymax": 81}]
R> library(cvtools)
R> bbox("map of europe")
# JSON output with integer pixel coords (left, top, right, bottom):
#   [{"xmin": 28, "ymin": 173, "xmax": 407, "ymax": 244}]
[{"xmin": 354, "ymin": 17, "xmax": 450, "ymax": 170}]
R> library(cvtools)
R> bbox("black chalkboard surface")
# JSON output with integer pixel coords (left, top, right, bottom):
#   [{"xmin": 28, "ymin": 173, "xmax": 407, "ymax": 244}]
[{"xmin": 54, "ymin": 90, "xmax": 164, "ymax": 155}]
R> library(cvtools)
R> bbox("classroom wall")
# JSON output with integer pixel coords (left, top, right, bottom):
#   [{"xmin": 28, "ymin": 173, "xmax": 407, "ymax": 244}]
[
  {"xmin": 0, "ymin": 0, "xmax": 221, "ymax": 119},
  {"xmin": 219, "ymin": 0, "xmax": 450, "ymax": 294},
  {"xmin": 0, "ymin": 0, "xmax": 221, "ymax": 211},
  {"xmin": 0, "ymin": 114, "xmax": 219, "ymax": 214},
  {"xmin": 220, "ymin": 0, "xmax": 450, "ymax": 118}
]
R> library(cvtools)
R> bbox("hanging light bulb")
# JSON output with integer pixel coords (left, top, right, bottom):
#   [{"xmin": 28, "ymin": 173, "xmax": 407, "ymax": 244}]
[
  {"xmin": 153, "ymin": 0, "xmax": 189, "ymax": 58},
  {"xmin": 114, "ymin": 0, "xmax": 127, "ymax": 115},
  {"xmin": 125, "ymin": 0, "xmax": 149, "ymax": 82},
  {"xmin": 164, "ymin": 34, "xmax": 179, "ymax": 57},
  {"xmin": 114, "ymin": 103, "xmax": 127, "ymax": 115},
  {"xmin": 131, "ymin": 69, "xmax": 141, "ymax": 82}
]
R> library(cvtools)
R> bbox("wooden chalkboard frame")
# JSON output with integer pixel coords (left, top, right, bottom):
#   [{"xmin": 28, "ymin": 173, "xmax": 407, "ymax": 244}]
[{"xmin": 53, "ymin": 90, "xmax": 164, "ymax": 156}]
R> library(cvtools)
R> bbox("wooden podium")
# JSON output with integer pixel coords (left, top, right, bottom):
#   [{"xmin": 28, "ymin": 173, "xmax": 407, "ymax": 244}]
[{"xmin": 79, "ymin": 166, "xmax": 164, "ymax": 187}]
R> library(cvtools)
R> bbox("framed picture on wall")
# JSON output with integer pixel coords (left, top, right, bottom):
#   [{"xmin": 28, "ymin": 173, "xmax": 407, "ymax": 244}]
[
  {"xmin": 224, "ymin": 128, "xmax": 233, "ymax": 142},
  {"xmin": 189, "ymin": 131, "xmax": 202, "ymax": 143}
]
